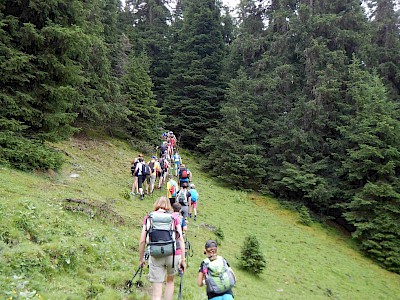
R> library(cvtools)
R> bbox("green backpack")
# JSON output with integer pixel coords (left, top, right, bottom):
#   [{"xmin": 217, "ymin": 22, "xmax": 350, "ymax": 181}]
[
  {"xmin": 146, "ymin": 212, "xmax": 176, "ymax": 258},
  {"xmin": 203, "ymin": 256, "xmax": 236, "ymax": 294}
]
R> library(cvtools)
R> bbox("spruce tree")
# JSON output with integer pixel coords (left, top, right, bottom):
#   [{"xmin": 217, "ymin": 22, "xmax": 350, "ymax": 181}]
[
  {"xmin": 368, "ymin": 0, "xmax": 400, "ymax": 100},
  {"xmin": 164, "ymin": 0, "xmax": 226, "ymax": 149},
  {"xmin": 339, "ymin": 58, "xmax": 400, "ymax": 273},
  {"xmin": 121, "ymin": 53, "xmax": 162, "ymax": 143},
  {"xmin": 200, "ymin": 69, "xmax": 266, "ymax": 189}
]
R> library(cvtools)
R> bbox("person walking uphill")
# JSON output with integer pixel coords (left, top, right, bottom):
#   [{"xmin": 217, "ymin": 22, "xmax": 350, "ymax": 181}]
[
  {"xmin": 134, "ymin": 157, "xmax": 146, "ymax": 200},
  {"xmin": 198, "ymin": 240, "xmax": 236, "ymax": 300},
  {"xmin": 138, "ymin": 197, "xmax": 186, "ymax": 300}
]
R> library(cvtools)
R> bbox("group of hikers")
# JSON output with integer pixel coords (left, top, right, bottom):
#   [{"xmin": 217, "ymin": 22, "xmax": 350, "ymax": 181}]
[{"xmin": 130, "ymin": 131, "xmax": 236, "ymax": 300}]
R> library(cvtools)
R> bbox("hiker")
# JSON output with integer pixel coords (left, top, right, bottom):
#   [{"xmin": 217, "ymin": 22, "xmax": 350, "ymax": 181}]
[
  {"xmin": 176, "ymin": 182, "xmax": 191, "ymax": 219},
  {"xmin": 138, "ymin": 197, "xmax": 186, "ymax": 300},
  {"xmin": 172, "ymin": 202, "xmax": 187, "ymax": 234},
  {"xmin": 173, "ymin": 152, "xmax": 182, "ymax": 177},
  {"xmin": 167, "ymin": 174, "xmax": 178, "ymax": 207},
  {"xmin": 134, "ymin": 157, "xmax": 146, "ymax": 200},
  {"xmin": 147, "ymin": 156, "xmax": 157, "ymax": 195},
  {"xmin": 189, "ymin": 183, "xmax": 199, "ymax": 221},
  {"xmin": 154, "ymin": 157, "xmax": 163, "ymax": 189},
  {"xmin": 198, "ymin": 240, "xmax": 236, "ymax": 300},
  {"xmin": 130, "ymin": 157, "xmax": 139, "ymax": 195},
  {"xmin": 130, "ymin": 153, "xmax": 143, "ymax": 195},
  {"xmin": 178, "ymin": 164, "xmax": 191, "ymax": 187},
  {"xmin": 160, "ymin": 155, "xmax": 170, "ymax": 185}
]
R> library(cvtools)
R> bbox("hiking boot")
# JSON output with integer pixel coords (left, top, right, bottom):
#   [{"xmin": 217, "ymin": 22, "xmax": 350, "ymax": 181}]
[
  {"xmin": 189, "ymin": 213, "xmax": 192, "ymax": 218},
  {"xmin": 130, "ymin": 192, "xmax": 135, "ymax": 195},
  {"xmin": 140, "ymin": 194, "xmax": 144, "ymax": 200},
  {"xmin": 194, "ymin": 215, "xmax": 197, "ymax": 222}
]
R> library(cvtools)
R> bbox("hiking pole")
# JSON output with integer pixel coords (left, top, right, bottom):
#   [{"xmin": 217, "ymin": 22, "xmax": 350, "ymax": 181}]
[
  {"xmin": 125, "ymin": 265, "xmax": 143, "ymax": 289},
  {"xmin": 136, "ymin": 264, "xmax": 144, "ymax": 288},
  {"xmin": 178, "ymin": 269, "xmax": 184, "ymax": 300}
]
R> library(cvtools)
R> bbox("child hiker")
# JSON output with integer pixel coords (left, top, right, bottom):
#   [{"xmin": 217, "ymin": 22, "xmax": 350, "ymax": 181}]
[{"xmin": 198, "ymin": 240, "xmax": 236, "ymax": 300}]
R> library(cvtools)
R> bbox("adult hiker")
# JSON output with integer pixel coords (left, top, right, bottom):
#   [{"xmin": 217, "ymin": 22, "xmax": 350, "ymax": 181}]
[
  {"xmin": 198, "ymin": 240, "xmax": 236, "ymax": 300},
  {"xmin": 178, "ymin": 164, "xmax": 192, "ymax": 187},
  {"xmin": 147, "ymin": 156, "xmax": 157, "ymax": 195},
  {"xmin": 134, "ymin": 157, "xmax": 146, "ymax": 200},
  {"xmin": 167, "ymin": 174, "xmax": 178, "ymax": 207},
  {"xmin": 189, "ymin": 183, "xmax": 199, "ymax": 221},
  {"xmin": 130, "ymin": 153, "xmax": 143, "ymax": 195},
  {"xmin": 154, "ymin": 157, "xmax": 163, "ymax": 189},
  {"xmin": 176, "ymin": 182, "xmax": 191, "ymax": 219},
  {"xmin": 138, "ymin": 197, "xmax": 186, "ymax": 300},
  {"xmin": 160, "ymin": 154, "xmax": 170, "ymax": 185},
  {"xmin": 173, "ymin": 151, "xmax": 182, "ymax": 177}
]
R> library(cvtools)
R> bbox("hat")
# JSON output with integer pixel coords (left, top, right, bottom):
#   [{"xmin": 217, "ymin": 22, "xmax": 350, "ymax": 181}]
[
  {"xmin": 152, "ymin": 156, "xmax": 156, "ymax": 159},
  {"xmin": 190, "ymin": 183, "xmax": 195, "ymax": 189},
  {"xmin": 205, "ymin": 240, "xmax": 218, "ymax": 249}
]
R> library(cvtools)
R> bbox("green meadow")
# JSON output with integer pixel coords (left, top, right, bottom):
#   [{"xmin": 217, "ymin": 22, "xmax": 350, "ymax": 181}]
[{"xmin": 1, "ymin": 133, "xmax": 399, "ymax": 299}]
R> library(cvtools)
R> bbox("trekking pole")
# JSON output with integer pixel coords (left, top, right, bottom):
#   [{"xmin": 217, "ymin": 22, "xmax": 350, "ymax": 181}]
[
  {"xmin": 125, "ymin": 265, "xmax": 143, "ymax": 289},
  {"xmin": 178, "ymin": 269, "xmax": 184, "ymax": 300},
  {"xmin": 136, "ymin": 264, "xmax": 144, "ymax": 288}
]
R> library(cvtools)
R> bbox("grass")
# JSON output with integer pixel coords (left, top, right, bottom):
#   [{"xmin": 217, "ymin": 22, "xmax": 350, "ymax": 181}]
[{"xmin": 0, "ymin": 132, "xmax": 399, "ymax": 299}]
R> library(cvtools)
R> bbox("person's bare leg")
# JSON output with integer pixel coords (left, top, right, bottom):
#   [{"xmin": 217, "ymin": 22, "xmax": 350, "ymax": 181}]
[
  {"xmin": 152, "ymin": 282, "xmax": 163, "ymax": 300},
  {"xmin": 164, "ymin": 275, "xmax": 175, "ymax": 300}
]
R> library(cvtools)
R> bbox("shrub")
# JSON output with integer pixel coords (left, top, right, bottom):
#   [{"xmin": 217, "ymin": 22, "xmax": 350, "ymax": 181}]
[
  {"xmin": 0, "ymin": 132, "xmax": 64, "ymax": 171},
  {"xmin": 298, "ymin": 205, "xmax": 313, "ymax": 226},
  {"xmin": 239, "ymin": 235, "xmax": 266, "ymax": 274},
  {"xmin": 214, "ymin": 226, "xmax": 225, "ymax": 245}
]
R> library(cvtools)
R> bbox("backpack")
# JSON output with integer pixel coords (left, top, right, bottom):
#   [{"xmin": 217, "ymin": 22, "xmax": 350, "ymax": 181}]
[
  {"xmin": 135, "ymin": 162, "xmax": 143, "ymax": 176},
  {"xmin": 131, "ymin": 161, "xmax": 138, "ymax": 176},
  {"xmin": 146, "ymin": 212, "xmax": 176, "ymax": 258},
  {"xmin": 143, "ymin": 163, "xmax": 151, "ymax": 176},
  {"xmin": 169, "ymin": 182, "xmax": 177, "ymax": 197},
  {"xmin": 180, "ymin": 168, "xmax": 188, "ymax": 179},
  {"xmin": 177, "ymin": 189, "xmax": 188, "ymax": 205},
  {"xmin": 190, "ymin": 189, "xmax": 198, "ymax": 202},
  {"xmin": 149, "ymin": 161, "xmax": 155, "ymax": 173},
  {"xmin": 203, "ymin": 256, "xmax": 236, "ymax": 294},
  {"xmin": 159, "ymin": 158, "xmax": 167, "ymax": 171}
]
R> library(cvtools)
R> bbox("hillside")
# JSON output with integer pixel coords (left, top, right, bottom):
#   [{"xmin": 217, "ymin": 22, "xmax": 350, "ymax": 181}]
[{"xmin": 1, "ymin": 133, "xmax": 399, "ymax": 300}]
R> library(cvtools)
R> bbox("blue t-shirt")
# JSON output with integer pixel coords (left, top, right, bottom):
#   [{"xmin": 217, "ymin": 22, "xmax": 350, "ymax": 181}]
[
  {"xmin": 174, "ymin": 154, "xmax": 181, "ymax": 164},
  {"xmin": 190, "ymin": 189, "xmax": 198, "ymax": 202}
]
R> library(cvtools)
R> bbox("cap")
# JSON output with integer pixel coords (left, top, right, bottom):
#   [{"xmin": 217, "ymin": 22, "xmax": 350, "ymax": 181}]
[
  {"xmin": 190, "ymin": 183, "xmax": 195, "ymax": 189},
  {"xmin": 205, "ymin": 240, "xmax": 218, "ymax": 249},
  {"xmin": 152, "ymin": 156, "xmax": 156, "ymax": 159}
]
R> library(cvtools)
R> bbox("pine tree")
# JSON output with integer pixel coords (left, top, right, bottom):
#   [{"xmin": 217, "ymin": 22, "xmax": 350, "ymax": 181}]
[
  {"xmin": 125, "ymin": 0, "xmax": 173, "ymax": 106},
  {"xmin": 340, "ymin": 57, "xmax": 400, "ymax": 273},
  {"xmin": 121, "ymin": 53, "xmax": 162, "ymax": 143},
  {"xmin": 368, "ymin": 0, "xmax": 400, "ymax": 100},
  {"xmin": 200, "ymin": 69, "xmax": 266, "ymax": 189},
  {"xmin": 164, "ymin": 0, "xmax": 226, "ymax": 149}
]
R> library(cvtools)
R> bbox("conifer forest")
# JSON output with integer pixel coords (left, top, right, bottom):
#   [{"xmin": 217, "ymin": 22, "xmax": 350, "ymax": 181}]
[{"xmin": 1, "ymin": 0, "xmax": 400, "ymax": 274}]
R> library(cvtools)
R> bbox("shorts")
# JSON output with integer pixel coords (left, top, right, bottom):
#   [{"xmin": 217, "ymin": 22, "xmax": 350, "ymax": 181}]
[
  {"xmin": 148, "ymin": 255, "xmax": 181, "ymax": 283},
  {"xmin": 149, "ymin": 174, "xmax": 156, "ymax": 185},
  {"xmin": 210, "ymin": 294, "xmax": 233, "ymax": 300},
  {"xmin": 169, "ymin": 197, "xmax": 176, "ymax": 207},
  {"xmin": 191, "ymin": 201, "xmax": 197, "ymax": 209},
  {"xmin": 138, "ymin": 175, "xmax": 146, "ymax": 188},
  {"xmin": 174, "ymin": 163, "xmax": 180, "ymax": 170},
  {"xmin": 181, "ymin": 205, "xmax": 189, "ymax": 218}
]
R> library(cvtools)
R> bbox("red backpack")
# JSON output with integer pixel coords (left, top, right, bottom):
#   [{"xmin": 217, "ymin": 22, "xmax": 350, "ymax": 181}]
[{"xmin": 180, "ymin": 168, "xmax": 188, "ymax": 179}]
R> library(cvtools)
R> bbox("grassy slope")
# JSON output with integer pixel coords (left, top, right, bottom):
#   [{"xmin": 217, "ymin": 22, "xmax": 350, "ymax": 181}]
[{"xmin": 0, "ymin": 133, "xmax": 399, "ymax": 300}]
